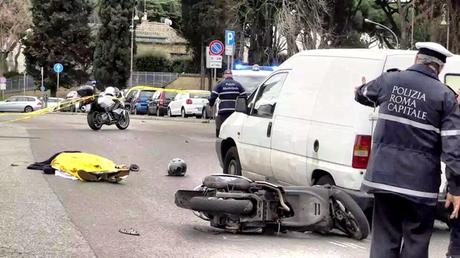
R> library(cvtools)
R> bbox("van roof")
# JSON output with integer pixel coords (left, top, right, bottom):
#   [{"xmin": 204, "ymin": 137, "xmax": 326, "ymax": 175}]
[{"xmin": 296, "ymin": 49, "xmax": 418, "ymax": 60}]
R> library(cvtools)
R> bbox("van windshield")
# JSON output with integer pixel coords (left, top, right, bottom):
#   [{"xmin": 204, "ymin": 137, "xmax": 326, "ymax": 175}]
[
  {"xmin": 233, "ymin": 75, "xmax": 268, "ymax": 93},
  {"xmin": 446, "ymin": 74, "xmax": 460, "ymax": 92}
]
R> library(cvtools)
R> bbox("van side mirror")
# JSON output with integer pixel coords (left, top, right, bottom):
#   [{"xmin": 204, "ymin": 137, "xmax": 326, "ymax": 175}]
[{"xmin": 235, "ymin": 96, "xmax": 249, "ymax": 114}]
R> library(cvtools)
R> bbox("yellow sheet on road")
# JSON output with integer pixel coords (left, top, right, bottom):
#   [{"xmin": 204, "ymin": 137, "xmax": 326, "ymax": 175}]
[{"xmin": 51, "ymin": 152, "xmax": 117, "ymax": 180}]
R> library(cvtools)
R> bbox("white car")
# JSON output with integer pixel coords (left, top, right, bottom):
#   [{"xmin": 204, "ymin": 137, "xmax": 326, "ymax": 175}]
[
  {"xmin": 217, "ymin": 49, "xmax": 460, "ymax": 219},
  {"xmin": 168, "ymin": 90, "xmax": 210, "ymax": 118},
  {"xmin": 60, "ymin": 91, "xmax": 81, "ymax": 112},
  {"xmin": 0, "ymin": 96, "xmax": 43, "ymax": 112},
  {"xmin": 44, "ymin": 97, "xmax": 64, "ymax": 109}
]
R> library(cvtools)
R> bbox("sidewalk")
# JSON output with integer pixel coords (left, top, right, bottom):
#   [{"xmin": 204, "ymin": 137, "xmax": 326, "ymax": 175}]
[{"xmin": 0, "ymin": 124, "xmax": 95, "ymax": 257}]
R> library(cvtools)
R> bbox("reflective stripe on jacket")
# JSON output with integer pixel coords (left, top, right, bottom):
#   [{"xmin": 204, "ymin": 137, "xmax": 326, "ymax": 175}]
[{"xmin": 209, "ymin": 78, "xmax": 245, "ymax": 115}]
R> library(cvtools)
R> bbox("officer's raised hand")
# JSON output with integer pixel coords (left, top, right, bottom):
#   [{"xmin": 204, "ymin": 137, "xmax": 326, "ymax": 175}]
[
  {"xmin": 354, "ymin": 76, "xmax": 367, "ymax": 93},
  {"xmin": 446, "ymin": 193, "xmax": 460, "ymax": 219}
]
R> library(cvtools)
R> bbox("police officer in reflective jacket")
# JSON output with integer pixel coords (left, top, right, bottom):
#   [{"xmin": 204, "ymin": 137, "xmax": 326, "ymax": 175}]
[
  {"xmin": 355, "ymin": 42, "xmax": 460, "ymax": 258},
  {"xmin": 446, "ymin": 92, "xmax": 460, "ymax": 258},
  {"xmin": 209, "ymin": 70, "xmax": 245, "ymax": 137}
]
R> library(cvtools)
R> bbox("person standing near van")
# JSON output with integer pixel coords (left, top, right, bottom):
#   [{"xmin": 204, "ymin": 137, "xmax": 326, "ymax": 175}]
[
  {"xmin": 355, "ymin": 42, "xmax": 460, "ymax": 258},
  {"xmin": 209, "ymin": 70, "xmax": 245, "ymax": 137}
]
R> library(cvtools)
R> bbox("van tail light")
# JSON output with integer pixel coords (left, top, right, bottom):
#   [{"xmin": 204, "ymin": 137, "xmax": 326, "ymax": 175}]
[
  {"xmin": 186, "ymin": 99, "xmax": 193, "ymax": 105},
  {"xmin": 352, "ymin": 135, "xmax": 372, "ymax": 169}
]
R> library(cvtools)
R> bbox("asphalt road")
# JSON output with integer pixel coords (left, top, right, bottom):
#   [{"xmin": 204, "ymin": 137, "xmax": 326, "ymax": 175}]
[{"xmin": 0, "ymin": 113, "xmax": 451, "ymax": 257}]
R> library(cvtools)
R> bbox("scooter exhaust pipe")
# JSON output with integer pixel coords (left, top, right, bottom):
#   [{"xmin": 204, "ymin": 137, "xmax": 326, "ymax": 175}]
[{"xmin": 189, "ymin": 197, "xmax": 254, "ymax": 215}]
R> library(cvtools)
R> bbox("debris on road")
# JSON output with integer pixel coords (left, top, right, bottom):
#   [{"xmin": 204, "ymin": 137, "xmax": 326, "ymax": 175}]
[
  {"xmin": 167, "ymin": 158, "xmax": 187, "ymax": 176},
  {"xmin": 129, "ymin": 164, "xmax": 140, "ymax": 172},
  {"xmin": 119, "ymin": 228, "xmax": 140, "ymax": 236},
  {"xmin": 10, "ymin": 163, "xmax": 19, "ymax": 167},
  {"xmin": 27, "ymin": 151, "xmax": 135, "ymax": 183}
]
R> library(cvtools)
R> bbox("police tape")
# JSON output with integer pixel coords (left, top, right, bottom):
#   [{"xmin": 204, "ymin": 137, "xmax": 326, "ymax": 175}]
[
  {"xmin": 0, "ymin": 87, "xmax": 210, "ymax": 123},
  {"xmin": 128, "ymin": 85, "xmax": 210, "ymax": 94}
]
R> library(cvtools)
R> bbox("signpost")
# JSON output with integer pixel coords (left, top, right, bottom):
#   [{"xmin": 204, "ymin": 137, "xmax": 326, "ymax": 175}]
[
  {"xmin": 209, "ymin": 40, "xmax": 224, "ymax": 56},
  {"xmin": 53, "ymin": 63, "xmax": 63, "ymax": 90},
  {"xmin": 225, "ymin": 30, "xmax": 236, "ymax": 70},
  {"xmin": 207, "ymin": 41, "xmax": 224, "ymax": 90},
  {"xmin": 0, "ymin": 76, "xmax": 6, "ymax": 100}
]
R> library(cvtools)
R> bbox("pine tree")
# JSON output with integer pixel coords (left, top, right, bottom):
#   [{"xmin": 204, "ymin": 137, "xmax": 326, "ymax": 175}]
[
  {"xmin": 93, "ymin": 0, "xmax": 136, "ymax": 89},
  {"xmin": 23, "ymin": 0, "xmax": 93, "ymax": 97}
]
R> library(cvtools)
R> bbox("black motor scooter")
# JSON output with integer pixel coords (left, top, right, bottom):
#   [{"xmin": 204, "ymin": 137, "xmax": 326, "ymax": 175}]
[{"xmin": 175, "ymin": 174, "xmax": 370, "ymax": 240}]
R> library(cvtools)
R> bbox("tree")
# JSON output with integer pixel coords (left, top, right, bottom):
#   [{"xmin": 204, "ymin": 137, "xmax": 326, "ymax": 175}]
[
  {"xmin": 93, "ymin": 0, "xmax": 136, "ymax": 89},
  {"xmin": 181, "ymin": 0, "xmax": 228, "ymax": 66},
  {"xmin": 0, "ymin": 0, "xmax": 31, "ymax": 76},
  {"xmin": 142, "ymin": 0, "xmax": 181, "ymax": 29},
  {"xmin": 277, "ymin": 0, "xmax": 328, "ymax": 55},
  {"xmin": 23, "ymin": 0, "xmax": 93, "ymax": 96}
]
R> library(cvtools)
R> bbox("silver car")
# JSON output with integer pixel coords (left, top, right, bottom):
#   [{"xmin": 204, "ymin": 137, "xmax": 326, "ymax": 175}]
[{"xmin": 0, "ymin": 96, "xmax": 43, "ymax": 112}]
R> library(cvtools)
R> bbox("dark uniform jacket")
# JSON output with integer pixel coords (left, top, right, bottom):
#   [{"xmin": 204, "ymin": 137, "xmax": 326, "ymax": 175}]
[
  {"xmin": 355, "ymin": 64, "xmax": 460, "ymax": 205},
  {"xmin": 209, "ymin": 78, "xmax": 245, "ymax": 115}
]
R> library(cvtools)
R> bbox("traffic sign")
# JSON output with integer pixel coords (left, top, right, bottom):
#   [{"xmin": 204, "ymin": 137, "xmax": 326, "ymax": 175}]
[
  {"xmin": 225, "ymin": 30, "xmax": 235, "ymax": 56},
  {"xmin": 53, "ymin": 63, "xmax": 63, "ymax": 73},
  {"xmin": 40, "ymin": 86, "xmax": 45, "ymax": 92},
  {"xmin": 0, "ymin": 76, "xmax": 6, "ymax": 90},
  {"xmin": 209, "ymin": 40, "xmax": 224, "ymax": 56},
  {"xmin": 206, "ymin": 47, "xmax": 222, "ymax": 69}
]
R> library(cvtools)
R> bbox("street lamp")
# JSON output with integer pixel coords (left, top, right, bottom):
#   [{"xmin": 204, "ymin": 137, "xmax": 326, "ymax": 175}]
[
  {"xmin": 441, "ymin": 3, "xmax": 450, "ymax": 50},
  {"xmin": 364, "ymin": 18, "xmax": 399, "ymax": 49},
  {"xmin": 142, "ymin": 0, "xmax": 148, "ymax": 22},
  {"xmin": 130, "ymin": 11, "xmax": 139, "ymax": 88}
]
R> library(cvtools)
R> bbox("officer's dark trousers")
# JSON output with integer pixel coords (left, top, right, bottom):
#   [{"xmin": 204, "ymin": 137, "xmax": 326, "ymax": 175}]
[
  {"xmin": 370, "ymin": 193, "xmax": 436, "ymax": 258},
  {"xmin": 448, "ymin": 217, "xmax": 460, "ymax": 258},
  {"xmin": 215, "ymin": 113, "xmax": 231, "ymax": 137}
]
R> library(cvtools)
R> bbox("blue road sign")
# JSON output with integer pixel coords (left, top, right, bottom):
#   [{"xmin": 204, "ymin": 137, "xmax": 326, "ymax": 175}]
[
  {"xmin": 53, "ymin": 63, "xmax": 63, "ymax": 73},
  {"xmin": 225, "ymin": 30, "xmax": 236, "ymax": 46},
  {"xmin": 209, "ymin": 40, "xmax": 224, "ymax": 56}
]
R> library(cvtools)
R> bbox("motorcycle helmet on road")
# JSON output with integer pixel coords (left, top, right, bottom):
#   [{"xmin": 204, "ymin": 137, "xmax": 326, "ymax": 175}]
[{"xmin": 168, "ymin": 158, "xmax": 187, "ymax": 176}]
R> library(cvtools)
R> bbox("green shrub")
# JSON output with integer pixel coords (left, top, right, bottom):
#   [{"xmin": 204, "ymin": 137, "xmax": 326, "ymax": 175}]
[
  {"xmin": 135, "ymin": 53, "xmax": 171, "ymax": 72},
  {"xmin": 169, "ymin": 57, "xmax": 198, "ymax": 73}
]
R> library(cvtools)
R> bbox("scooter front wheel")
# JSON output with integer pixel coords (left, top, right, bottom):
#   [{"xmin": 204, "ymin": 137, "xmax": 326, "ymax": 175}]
[{"xmin": 331, "ymin": 188, "xmax": 370, "ymax": 240}]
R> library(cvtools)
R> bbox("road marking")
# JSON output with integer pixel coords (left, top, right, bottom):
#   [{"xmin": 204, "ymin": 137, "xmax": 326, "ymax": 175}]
[{"xmin": 329, "ymin": 241, "xmax": 366, "ymax": 250}]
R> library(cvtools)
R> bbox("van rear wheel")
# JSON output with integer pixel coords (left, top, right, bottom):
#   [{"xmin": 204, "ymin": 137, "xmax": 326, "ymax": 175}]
[
  {"xmin": 223, "ymin": 147, "xmax": 242, "ymax": 176},
  {"xmin": 314, "ymin": 174, "xmax": 335, "ymax": 186}
]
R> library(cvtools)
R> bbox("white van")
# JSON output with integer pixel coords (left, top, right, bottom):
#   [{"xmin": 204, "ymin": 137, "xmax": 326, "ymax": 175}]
[{"xmin": 216, "ymin": 49, "xmax": 460, "ymax": 216}]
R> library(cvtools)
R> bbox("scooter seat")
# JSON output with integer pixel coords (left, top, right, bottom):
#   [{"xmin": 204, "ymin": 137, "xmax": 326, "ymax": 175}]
[{"xmin": 203, "ymin": 175, "xmax": 252, "ymax": 190}]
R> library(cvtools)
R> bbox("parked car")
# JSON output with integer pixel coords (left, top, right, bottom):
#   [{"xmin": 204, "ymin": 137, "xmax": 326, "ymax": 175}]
[
  {"xmin": 124, "ymin": 86, "xmax": 157, "ymax": 115},
  {"xmin": 60, "ymin": 91, "xmax": 81, "ymax": 112},
  {"xmin": 44, "ymin": 97, "xmax": 64, "ymax": 109},
  {"xmin": 216, "ymin": 49, "xmax": 460, "ymax": 221},
  {"xmin": 0, "ymin": 96, "xmax": 43, "ymax": 112},
  {"xmin": 168, "ymin": 90, "xmax": 210, "ymax": 118},
  {"xmin": 147, "ymin": 90, "xmax": 177, "ymax": 116}
]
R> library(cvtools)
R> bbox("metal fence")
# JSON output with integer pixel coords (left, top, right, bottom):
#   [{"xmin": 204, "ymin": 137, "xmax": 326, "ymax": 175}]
[
  {"xmin": 130, "ymin": 72, "xmax": 179, "ymax": 87},
  {"xmin": 5, "ymin": 75, "xmax": 36, "ymax": 93}
]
